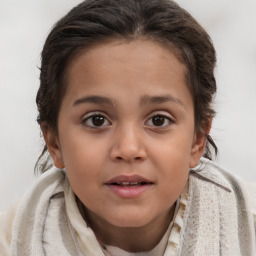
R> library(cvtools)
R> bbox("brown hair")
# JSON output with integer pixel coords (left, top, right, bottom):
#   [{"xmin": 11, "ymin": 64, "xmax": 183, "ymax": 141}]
[{"xmin": 36, "ymin": 0, "xmax": 217, "ymax": 173}]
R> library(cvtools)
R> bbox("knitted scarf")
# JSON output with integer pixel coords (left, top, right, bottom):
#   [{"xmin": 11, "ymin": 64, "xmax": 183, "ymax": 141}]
[{"xmin": 11, "ymin": 159, "xmax": 256, "ymax": 255}]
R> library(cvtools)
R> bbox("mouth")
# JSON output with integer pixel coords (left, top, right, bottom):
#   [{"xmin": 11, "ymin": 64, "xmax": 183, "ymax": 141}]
[
  {"xmin": 105, "ymin": 175, "xmax": 154, "ymax": 198},
  {"xmin": 108, "ymin": 181, "xmax": 152, "ymax": 187},
  {"xmin": 106, "ymin": 174, "xmax": 153, "ymax": 186}
]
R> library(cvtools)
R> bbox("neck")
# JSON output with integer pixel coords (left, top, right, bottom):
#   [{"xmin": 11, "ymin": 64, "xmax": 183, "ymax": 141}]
[{"xmin": 77, "ymin": 199, "xmax": 175, "ymax": 252}]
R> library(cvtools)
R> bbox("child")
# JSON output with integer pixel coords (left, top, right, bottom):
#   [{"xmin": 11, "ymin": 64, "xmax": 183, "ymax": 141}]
[{"xmin": 1, "ymin": 0, "xmax": 255, "ymax": 255}]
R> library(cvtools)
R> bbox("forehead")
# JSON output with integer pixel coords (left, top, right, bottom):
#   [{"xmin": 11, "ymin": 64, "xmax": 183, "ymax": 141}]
[
  {"xmin": 63, "ymin": 39, "xmax": 191, "ymax": 107},
  {"xmin": 67, "ymin": 39, "xmax": 186, "ymax": 83}
]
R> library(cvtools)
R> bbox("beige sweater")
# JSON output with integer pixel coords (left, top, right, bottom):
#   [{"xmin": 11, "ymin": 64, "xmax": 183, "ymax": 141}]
[{"xmin": 1, "ymin": 158, "xmax": 256, "ymax": 255}]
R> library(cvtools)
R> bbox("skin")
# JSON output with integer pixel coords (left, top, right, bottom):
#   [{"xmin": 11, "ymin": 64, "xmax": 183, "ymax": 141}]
[{"xmin": 43, "ymin": 39, "xmax": 207, "ymax": 252}]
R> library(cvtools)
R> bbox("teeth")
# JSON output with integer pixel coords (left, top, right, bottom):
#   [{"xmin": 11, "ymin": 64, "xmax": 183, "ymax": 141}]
[
  {"xmin": 119, "ymin": 181, "xmax": 139, "ymax": 186},
  {"xmin": 121, "ymin": 182, "xmax": 130, "ymax": 186}
]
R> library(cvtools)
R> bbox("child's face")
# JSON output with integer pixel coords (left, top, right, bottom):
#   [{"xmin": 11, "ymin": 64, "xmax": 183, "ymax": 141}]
[{"xmin": 45, "ymin": 39, "xmax": 205, "ymax": 229}]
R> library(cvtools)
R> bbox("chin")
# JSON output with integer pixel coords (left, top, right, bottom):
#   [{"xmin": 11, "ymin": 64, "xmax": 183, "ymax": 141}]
[{"xmin": 106, "ymin": 212, "xmax": 153, "ymax": 228}]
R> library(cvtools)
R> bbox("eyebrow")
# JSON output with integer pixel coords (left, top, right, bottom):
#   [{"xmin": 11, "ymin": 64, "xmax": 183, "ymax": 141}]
[
  {"xmin": 72, "ymin": 94, "xmax": 184, "ymax": 108},
  {"xmin": 140, "ymin": 95, "xmax": 184, "ymax": 107},
  {"xmin": 73, "ymin": 95, "xmax": 115, "ymax": 107}
]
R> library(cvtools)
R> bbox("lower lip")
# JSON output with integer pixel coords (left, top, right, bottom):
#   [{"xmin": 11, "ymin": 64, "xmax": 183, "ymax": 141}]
[{"xmin": 106, "ymin": 184, "xmax": 152, "ymax": 199}]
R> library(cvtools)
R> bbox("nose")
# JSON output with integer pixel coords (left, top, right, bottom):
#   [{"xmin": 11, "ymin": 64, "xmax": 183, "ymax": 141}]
[{"xmin": 110, "ymin": 124, "xmax": 147, "ymax": 163}]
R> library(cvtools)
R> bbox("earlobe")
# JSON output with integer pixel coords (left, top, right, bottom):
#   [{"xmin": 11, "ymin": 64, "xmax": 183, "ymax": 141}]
[{"xmin": 41, "ymin": 123, "xmax": 65, "ymax": 169}]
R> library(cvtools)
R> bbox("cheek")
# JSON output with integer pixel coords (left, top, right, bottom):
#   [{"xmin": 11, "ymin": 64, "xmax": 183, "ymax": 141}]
[
  {"xmin": 148, "ymin": 133, "xmax": 192, "ymax": 194},
  {"xmin": 150, "ymin": 132, "xmax": 194, "ymax": 168},
  {"xmin": 64, "ymin": 150, "xmax": 105, "ymax": 187},
  {"xmin": 61, "ymin": 139, "xmax": 107, "ymax": 192},
  {"xmin": 65, "ymin": 156, "xmax": 104, "ymax": 209},
  {"xmin": 157, "ymin": 161, "xmax": 189, "ymax": 210},
  {"xmin": 60, "ymin": 128, "xmax": 108, "ymax": 167}
]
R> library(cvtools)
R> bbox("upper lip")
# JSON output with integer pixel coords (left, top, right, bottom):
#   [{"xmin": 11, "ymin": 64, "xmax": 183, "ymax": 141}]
[{"xmin": 105, "ymin": 175, "xmax": 153, "ymax": 185}]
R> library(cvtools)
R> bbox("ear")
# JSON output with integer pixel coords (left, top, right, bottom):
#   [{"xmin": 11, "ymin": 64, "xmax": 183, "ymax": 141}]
[
  {"xmin": 41, "ymin": 123, "xmax": 65, "ymax": 169},
  {"xmin": 189, "ymin": 118, "xmax": 213, "ymax": 168}
]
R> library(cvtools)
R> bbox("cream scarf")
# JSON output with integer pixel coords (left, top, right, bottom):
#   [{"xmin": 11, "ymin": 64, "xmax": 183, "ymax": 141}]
[{"xmin": 10, "ymin": 159, "xmax": 256, "ymax": 255}]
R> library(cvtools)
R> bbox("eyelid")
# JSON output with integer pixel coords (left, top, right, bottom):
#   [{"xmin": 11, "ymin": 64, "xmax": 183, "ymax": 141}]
[
  {"xmin": 82, "ymin": 111, "xmax": 107, "ymax": 120},
  {"xmin": 147, "ymin": 111, "xmax": 175, "ymax": 121}
]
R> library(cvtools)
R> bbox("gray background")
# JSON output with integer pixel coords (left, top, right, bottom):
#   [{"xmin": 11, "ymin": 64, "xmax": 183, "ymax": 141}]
[{"xmin": 0, "ymin": 0, "xmax": 256, "ymax": 211}]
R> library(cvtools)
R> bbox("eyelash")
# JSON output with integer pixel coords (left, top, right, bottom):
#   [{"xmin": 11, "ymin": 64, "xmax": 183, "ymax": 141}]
[{"xmin": 81, "ymin": 112, "xmax": 174, "ymax": 129}]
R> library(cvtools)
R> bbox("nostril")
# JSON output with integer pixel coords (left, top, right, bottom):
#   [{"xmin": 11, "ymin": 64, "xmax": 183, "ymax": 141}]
[
  {"xmin": 134, "ymin": 156, "xmax": 144, "ymax": 162},
  {"xmin": 115, "ymin": 156, "xmax": 143, "ymax": 162}
]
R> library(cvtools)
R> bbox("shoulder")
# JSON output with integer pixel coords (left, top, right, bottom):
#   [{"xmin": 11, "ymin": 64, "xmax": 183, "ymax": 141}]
[
  {"xmin": 241, "ymin": 180, "xmax": 256, "ymax": 230},
  {"xmin": 0, "ymin": 201, "xmax": 19, "ymax": 256},
  {"xmin": 192, "ymin": 158, "xmax": 253, "ymax": 194},
  {"xmin": 0, "ymin": 168, "xmax": 66, "ymax": 255},
  {"xmin": 192, "ymin": 158, "xmax": 256, "ymax": 229}
]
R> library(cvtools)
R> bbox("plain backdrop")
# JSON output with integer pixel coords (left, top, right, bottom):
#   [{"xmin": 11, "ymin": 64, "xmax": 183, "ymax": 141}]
[{"xmin": 0, "ymin": 0, "xmax": 256, "ymax": 211}]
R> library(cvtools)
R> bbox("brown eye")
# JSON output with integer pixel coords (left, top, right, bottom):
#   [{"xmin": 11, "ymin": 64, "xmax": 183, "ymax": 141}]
[
  {"xmin": 152, "ymin": 115, "xmax": 165, "ymax": 126},
  {"xmin": 83, "ymin": 114, "xmax": 111, "ymax": 128},
  {"xmin": 146, "ymin": 114, "xmax": 172, "ymax": 127},
  {"xmin": 92, "ymin": 115, "xmax": 105, "ymax": 126}
]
